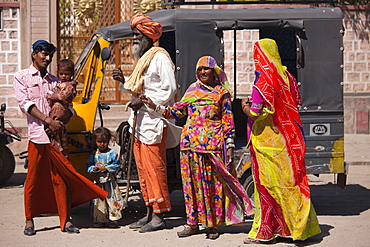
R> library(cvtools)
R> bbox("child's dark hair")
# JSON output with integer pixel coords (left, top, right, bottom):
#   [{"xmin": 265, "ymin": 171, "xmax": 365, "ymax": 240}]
[
  {"xmin": 57, "ymin": 58, "xmax": 74, "ymax": 72},
  {"xmin": 92, "ymin": 127, "xmax": 112, "ymax": 144}
]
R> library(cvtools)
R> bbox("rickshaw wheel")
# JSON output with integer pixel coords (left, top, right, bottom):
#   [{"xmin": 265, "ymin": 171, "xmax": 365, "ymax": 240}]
[
  {"xmin": 240, "ymin": 169, "xmax": 255, "ymax": 218},
  {"xmin": 115, "ymin": 121, "xmax": 140, "ymax": 191},
  {"xmin": 0, "ymin": 146, "xmax": 15, "ymax": 185}
]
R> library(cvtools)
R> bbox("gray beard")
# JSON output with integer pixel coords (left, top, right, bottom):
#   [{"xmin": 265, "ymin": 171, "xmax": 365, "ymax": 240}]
[{"xmin": 132, "ymin": 38, "xmax": 150, "ymax": 60}]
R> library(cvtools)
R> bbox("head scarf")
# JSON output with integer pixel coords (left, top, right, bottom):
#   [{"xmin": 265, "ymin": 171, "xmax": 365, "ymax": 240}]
[
  {"xmin": 254, "ymin": 38, "xmax": 289, "ymax": 86},
  {"xmin": 130, "ymin": 14, "xmax": 162, "ymax": 42},
  {"xmin": 179, "ymin": 56, "xmax": 231, "ymax": 105},
  {"xmin": 253, "ymin": 39, "xmax": 304, "ymax": 174},
  {"xmin": 196, "ymin": 56, "xmax": 230, "ymax": 91}
]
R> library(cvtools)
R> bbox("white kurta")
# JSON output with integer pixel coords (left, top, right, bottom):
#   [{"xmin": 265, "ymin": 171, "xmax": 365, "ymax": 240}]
[{"xmin": 122, "ymin": 51, "xmax": 181, "ymax": 148}]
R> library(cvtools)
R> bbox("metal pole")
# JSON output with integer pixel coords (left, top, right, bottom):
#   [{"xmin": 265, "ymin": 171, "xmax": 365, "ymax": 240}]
[
  {"xmin": 234, "ymin": 29, "xmax": 237, "ymax": 98},
  {"xmin": 123, "ymin": 110, "xmax": 137, "ymax": 207}
]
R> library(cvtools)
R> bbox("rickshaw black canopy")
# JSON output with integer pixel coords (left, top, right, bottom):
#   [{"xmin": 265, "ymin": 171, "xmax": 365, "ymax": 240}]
[
  {"xmin": 95, "ymin": 7, "xmax": 344, "ymax": 113},
  {"xmin": 96, "ymin": 8, "xmax": 342, "ymax": 41}
]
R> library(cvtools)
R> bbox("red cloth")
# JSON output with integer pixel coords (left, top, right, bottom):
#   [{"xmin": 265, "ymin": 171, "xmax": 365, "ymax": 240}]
[
  {"xmin": 253, "ymin": 41, "xmax": 308, "ymax": 195},
  {"xmin": 130, "ymin": 14, "xmax": 162, "ymax": 42},
  {"xmin": 24, "ymin": 142, "xmax": 108, "ymax": 231}
]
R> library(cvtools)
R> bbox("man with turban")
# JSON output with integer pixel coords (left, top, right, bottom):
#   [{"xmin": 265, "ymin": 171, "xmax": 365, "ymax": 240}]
[{"xmin": 112, "ymin": 14, "xmax": 180, "ymax": 233}]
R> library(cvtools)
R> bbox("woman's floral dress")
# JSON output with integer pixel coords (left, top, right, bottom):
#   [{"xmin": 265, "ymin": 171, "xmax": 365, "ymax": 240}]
[{"xmin": 163, "ymin": 80, "xmax": 252, "ymax": 228}]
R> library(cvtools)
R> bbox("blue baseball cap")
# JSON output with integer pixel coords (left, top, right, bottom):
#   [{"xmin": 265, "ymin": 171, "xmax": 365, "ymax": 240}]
[{"xmin": 31, "ymin": 40, "xmax": 52, "ymax": 53}]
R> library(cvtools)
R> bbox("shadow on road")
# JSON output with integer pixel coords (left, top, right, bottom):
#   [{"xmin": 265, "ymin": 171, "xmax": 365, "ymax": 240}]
[
  {"xmin": 273, "ymin": 224, "xmax": 333, "ymax": 246},
  {"xmin": 66, "ymin": 190, "xmax": 189, "ymax": 230},
  {"xmin": 311, "ymin": 183, "xmax": 370, "ymax": 216}
]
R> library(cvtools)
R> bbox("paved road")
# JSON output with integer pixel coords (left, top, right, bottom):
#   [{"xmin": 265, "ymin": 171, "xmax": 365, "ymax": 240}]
[{"xmin": 1, "ymin": 163, "xmax": 370, "ymax": 247}]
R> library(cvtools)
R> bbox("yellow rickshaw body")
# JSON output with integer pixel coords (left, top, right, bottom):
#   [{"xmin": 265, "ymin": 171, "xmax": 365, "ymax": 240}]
[{"xmin": 66, "ymin": 35, "xmax": 110, "ymax": 178}]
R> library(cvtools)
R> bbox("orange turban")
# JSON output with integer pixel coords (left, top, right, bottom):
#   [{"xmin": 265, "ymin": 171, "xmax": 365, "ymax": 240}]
[{"xmin": 130, "ymin": 14, "xmax": 162, "ymax": 42}]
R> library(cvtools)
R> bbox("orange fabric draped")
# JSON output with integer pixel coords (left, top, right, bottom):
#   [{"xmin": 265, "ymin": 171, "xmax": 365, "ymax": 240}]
[
  {"xmin": 24, "ymin": 142, "xmax": 108, "ymax": 231},
  {"xmin": 133, "ymin": 130, "xmax": 171, "ymax": 213}
]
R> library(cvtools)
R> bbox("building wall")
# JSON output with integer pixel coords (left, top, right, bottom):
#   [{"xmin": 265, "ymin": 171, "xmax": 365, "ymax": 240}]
[
  {"xmin": 342, "ymin": 8, "xmax": 370, "ymax": 134},
  {"xmin": 343, "ymin": 8, "xmax": 370, "ymax": 93},
  {"xmin": 0, "ymin": 0, "xmax": 58, "ymax": 119},
  {"xmin": 0, "ymin": 7, "xmax": 19, "ymax": 118},
  {"xmin": 21, "ymin": 0, "xmax": 57, "ymax": 72},
  {"xmin": 223, "ymin": 29, "xmax": 259, "ymax": 98}
]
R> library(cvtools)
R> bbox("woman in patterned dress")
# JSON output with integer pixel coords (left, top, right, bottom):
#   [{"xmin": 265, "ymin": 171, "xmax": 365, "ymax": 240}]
[{"xmin": 142, "ymin": 56, "xmax": 252, "ymax": 239}]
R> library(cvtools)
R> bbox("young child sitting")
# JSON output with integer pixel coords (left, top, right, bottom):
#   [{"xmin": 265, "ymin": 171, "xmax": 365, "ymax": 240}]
[
  {"xmin": 45, "ymin": 58, "xmax": 77, "ymax": 157},
  {"xmin": 86, "ymin": 127, "xmax": 124, "ymax": 228}
]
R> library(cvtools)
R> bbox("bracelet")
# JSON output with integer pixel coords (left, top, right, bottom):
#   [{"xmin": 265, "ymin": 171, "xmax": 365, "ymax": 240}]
[
  {"xmin": 226, "ymin": 138, "xmax": 234, "ymax": 145},
  {"xmin": 226, "ymin": 143, "xmax": 235, "ymax": 149},
  {"xmin": 43, "ymin": 115, "xmax": 48, "ymax": 122},
  {"xmin": 242, "ymin": 103, "xmax": 250, "ymax": 111}
]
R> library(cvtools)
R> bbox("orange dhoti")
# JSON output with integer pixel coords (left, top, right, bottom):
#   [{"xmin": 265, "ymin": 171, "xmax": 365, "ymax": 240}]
[
  {"xmin": 24, "ymin": 142, "xmax": 108, "ymax": 231},
  {"xmin": 133, "ymin": 130, "xmax": 171, "ymax": 213}
]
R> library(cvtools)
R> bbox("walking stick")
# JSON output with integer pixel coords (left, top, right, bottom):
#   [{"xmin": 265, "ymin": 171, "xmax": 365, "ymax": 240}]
[{"xmin": 123, "ymin": 107, "xmax": 137, "ymax": 208}]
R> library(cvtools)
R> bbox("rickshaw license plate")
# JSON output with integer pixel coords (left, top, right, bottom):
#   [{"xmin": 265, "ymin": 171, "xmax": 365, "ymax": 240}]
[{"xmin": 310, "ymin": 124, "xmax": 330, "ymax": 136}]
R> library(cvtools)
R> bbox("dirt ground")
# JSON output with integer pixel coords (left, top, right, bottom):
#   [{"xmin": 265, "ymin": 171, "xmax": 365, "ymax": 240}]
[{"xmin": 1, "ymin": 163, "xmax": 370, "ymax": 247}]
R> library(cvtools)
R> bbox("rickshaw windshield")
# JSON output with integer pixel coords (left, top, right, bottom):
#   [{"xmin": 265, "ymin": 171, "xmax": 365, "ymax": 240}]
[
  {"xmin": 74, "ymin": 35, "xmax": 99, "ymax": 78},
  {"xmin": 73, "ymin": 35, "xmax": 105, "ymax": 104}
]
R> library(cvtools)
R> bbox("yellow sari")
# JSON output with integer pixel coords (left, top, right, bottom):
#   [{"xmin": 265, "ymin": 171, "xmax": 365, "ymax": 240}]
[{"xmin": 247, "ymin": 39, "xmax": 321, "ymax": 241}]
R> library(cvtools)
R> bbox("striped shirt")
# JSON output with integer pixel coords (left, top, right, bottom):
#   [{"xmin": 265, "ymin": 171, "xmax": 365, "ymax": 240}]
[{"xmin": 13, "ymin": 65, "xmax": 58, "ymax": 144}]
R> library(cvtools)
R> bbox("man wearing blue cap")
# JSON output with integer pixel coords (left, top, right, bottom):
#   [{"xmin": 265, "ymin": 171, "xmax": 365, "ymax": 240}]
[{"xmin": 13, "ymin": 40, "xmax": 107, "ymax": 236}]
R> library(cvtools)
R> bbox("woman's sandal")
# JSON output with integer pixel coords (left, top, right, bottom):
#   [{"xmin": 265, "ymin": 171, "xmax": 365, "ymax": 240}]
[
  {"xmin": 177, "ymin": 224, "xmax": 199, "ymax": 238},
  {"xmin": 243, "ymin": 238, "xmax": 277, "ymax": 245},
  {"xmin": 206, "ymin": 227, "xmax": 219, "ymax": 240}
]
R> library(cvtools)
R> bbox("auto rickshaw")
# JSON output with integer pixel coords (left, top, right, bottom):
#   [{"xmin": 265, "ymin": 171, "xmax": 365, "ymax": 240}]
[{"xmin": 67, "ymin": 7, "xmax": 346, "ymax": 198}]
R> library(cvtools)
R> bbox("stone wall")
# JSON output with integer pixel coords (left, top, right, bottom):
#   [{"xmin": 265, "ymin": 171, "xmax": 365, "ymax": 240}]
[
  {"xmin": 342, "ymin": 8, "xmax": 370, "ymax": 93},
  {"xmin": 0, "ymin": 7, "xmax": 19, "ymax": 118},
  {"xmin": 223, "ymin": 29, "xmax": 259, "ymax": 98},
  {"xmin": 342, "ymin": 7, "xmax": 370, "ymax": 134},
  {"xmin": 0, "ymin": 0, "xmax": 58, "ymax": 119}
]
